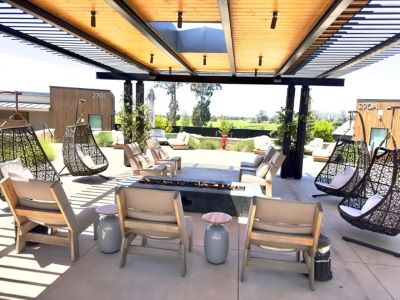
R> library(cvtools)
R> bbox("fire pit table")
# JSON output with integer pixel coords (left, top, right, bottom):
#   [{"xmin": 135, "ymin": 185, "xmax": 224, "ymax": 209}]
[{"xmin": 118, "ymin": 176, "xmax": 264, "ymax": 217}]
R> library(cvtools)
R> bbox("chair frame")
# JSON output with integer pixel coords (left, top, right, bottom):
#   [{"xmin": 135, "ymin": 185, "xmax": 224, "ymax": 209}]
[
  {"xmin": 241, "ymin": 198, "xmax": 323, "ymax": 290},
  {"xmin": 0, "ymin": 177, "xmax": 98, "ymax": 261},
  {"xmin": 116, "ymin": 187, "xmax": 193, "ymax": 277}
]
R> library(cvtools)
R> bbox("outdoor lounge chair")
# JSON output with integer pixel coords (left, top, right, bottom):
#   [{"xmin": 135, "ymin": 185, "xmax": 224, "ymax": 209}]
[
  {"xmin": 115, "ymin": 187, "xmax": 193, "ymax": 277},
  {"xmin": 240, "ymin": 152, "xmax": 286, "ymax": 197},
  {"xmin": 240, "ymin": 145, "xmax": 277, "ymax": 177},
  {"xmin": 124, "ymin": 143, "xmax": 168, "ymax": 176},
  {"xmin": 304, "ymin": 138, "xmax": 324, "ymax": 155},
  {"xmin": 0, "ymin": 177, "xmax": 98, "ymax": 261},
  {"xmin": 167, "ymin": 131, "xmax": 190, "ymax": 150},
  {"xmin": 312, "ymin": 142, "xmax": 336, "ymax": 162},
  {"xmin": 147, "ymin": 138, "xmax": 181, "ymax": 172},
  {"xmin": 241, "ymin": 197, "xmax": 323, "ymax": 290}
]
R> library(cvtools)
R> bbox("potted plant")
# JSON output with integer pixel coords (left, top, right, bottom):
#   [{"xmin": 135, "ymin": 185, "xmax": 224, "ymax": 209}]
[{"xmin": 218, "ymin": 117, "xmax": 233, "ymax": 149}]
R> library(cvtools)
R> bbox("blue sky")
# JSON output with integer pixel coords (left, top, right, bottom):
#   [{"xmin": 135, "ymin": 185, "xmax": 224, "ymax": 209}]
[{"xmin": 0, "ymin": 35, "xmax": 399, "ymax": 117}]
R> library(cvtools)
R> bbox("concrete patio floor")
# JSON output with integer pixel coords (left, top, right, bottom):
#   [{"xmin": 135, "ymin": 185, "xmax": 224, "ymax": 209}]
[{"xmin": 0, "ymin": 146, "xmax": 399, "ymax": 299}]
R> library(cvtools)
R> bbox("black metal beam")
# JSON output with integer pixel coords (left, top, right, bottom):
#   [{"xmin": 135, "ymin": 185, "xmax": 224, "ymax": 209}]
[
  {"xmin": 294, "ymin": 86, "xmax": 310, "ymax": 179},
  {"xmin": 319, "ymin": 33, "xmax": 400, "ymax": 78},
  {"xmin": 96, "ymin": 72, "xmax": 345, "ymax": 87},
  {"xmin": 276, "ymin": 0, "xmax": 352, "ymax": 75},
  {"xmin": 4, "ymin": 0, "xmax": 154, "ymax": 73},
  {"xmin": 0, "ymin": 23, "xmax": 126, "ymax": 74},
  {"xmin": 217, "ymin": 0, "xmax": 236, "ymax": 75},
  {"xmin": 281, "ymin": 85, "xmax": 296, "ymax": 179},
  {"xmin": 105, "ymin": 0, "xmax": 196, "ymax": 76}
]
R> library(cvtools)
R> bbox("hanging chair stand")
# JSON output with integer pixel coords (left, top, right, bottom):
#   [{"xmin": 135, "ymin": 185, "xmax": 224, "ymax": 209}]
[
  {"xmin": 312, "ymin": 111, "xmax": 371, "ymax": 198},
  {"xmin": 59, "ymin": 99, "xmax": 109, "ymax": 179},
  {"xmin": 339, "ymin": 148, "xmax": 400, "ymax": 257}
]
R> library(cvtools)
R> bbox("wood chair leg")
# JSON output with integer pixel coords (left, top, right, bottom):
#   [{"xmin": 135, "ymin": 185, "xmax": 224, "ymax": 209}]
[
  {"xmin": 71, "ymin": 233, "xmax": 79, "ymax": 262},
  {"xmin": 309, "ymin": 256, "xmax": 315, "ymax": 291},
  {"xmin": 16, "ymin": 232, "xmax": 26, "ymax": 254},
  {"xmin": 141, "ymin": 236, "xmax": 147, "ymax": 247},
  {"xmin": 188, "ymin": 234, "xmax": 193, "ymax": 252},
  {"xmin": 240, "ymin": 249, "xmax": 249, "ymax": 282},
  {"xmin": 120, "ymin": 237, "xmax": 128, "ymax": 268},
  {"xmin": 296, "ymin": 251, "xmax": 301, "ymax": 263},
  {"xmin": 93, "ymin": 218, "xmax": 99, "ymax": 241},
  {"xmin": 180, "ymin": 241, "xmax": 187, "ymax": 277}
]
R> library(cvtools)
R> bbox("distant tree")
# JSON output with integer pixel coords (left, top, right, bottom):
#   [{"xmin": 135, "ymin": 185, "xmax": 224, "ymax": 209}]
[
  {"xmin": 154, "ymin": 82, "xmax": 182, "ymax": 126},
  {"xmin": 190, "ymin": 83, "xmax": 222, "ymax": 126},
  {"xmin": 313, "ymin": 119, "xmax": 334, "ymax": 142},
  {"xmin": 256, "ymin": 110, "xmax": 269, "ymax": 122},
  {"xmin": 180, "ymin": 113, "xmax": 191, "ymax": 127}
]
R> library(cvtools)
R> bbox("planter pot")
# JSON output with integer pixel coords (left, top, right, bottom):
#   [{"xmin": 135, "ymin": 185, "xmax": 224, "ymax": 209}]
[
  {"xmin": 220, "ymin": 135, "xmax": 228, "ymax": 149},
  {"xmin": 280, "ymin": 150, "xmax": 296, "ymax": 178}
]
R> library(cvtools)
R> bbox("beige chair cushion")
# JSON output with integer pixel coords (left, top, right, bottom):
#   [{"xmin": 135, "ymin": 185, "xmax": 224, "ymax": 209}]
[
  {"xmin": 256, "ymin": 162, "xmax": 270, "ymax": 178},
  {"xmin": 0, "ymin": 158, "xmax": 34, "ymax": 179},
  {"xmin": 253, "ymin": 220, "xmax": 313, "ymax": 235},
  {"xmin": 329, "ymin": 166, "xmax": 355, "ymax": 188},
  {"xmin": 19, "ymin": 198, "xmax": 59, "ymax": 211},
  {"xmin": 159, "ymin": 148, "xmax": 169, "ymax": 159},
  {"xmin": 137, "ymin": 154, "xmax": 152, "ymax": 169},
  {"xmin": 123, "ymin": 188, "xmax": 178, "ymax": 220},
  {"xmin": 75, "ymin": 206, "xmax": 98, "ymax": 233},
  {"xmin": 177, "ymin": 132, "xmax": 185, "ymax": 142},
  {"xmin": 263, "ymin": 146, "xmax": 277, "ymax": 163},
  {"xmin": 339, "ymin": 205, "xmax": 362, "ymax": 217},
  {"xmin": 127, "ymin": 209, "xmax": 177, "ymax": 223},
  {"xmin": 252, "ymin": 155, "xmax": 264, "ymax": 167},
  {"xmin": 253, "ymin": 197, "xmax": 316, "ymax": 228},
  {"xmin": 361, "ymin": 193, "xmax": 382, "ymax": 214}
]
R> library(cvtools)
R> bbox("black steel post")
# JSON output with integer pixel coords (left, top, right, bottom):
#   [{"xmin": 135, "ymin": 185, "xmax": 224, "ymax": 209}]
[
  {"xmin": 294, "ymin": 86, "xmax": 310, "ymax": 179},
  {"xmin": 136, "ymin": 80, "xmax": 145, "ymax": 136},
  {"xmin": 123, "ymin": 80, "xmax": 133, "ymax": 166},
  {"xmin": 281, "ymin": 85, "xmax": 296, "ymax": 178}
]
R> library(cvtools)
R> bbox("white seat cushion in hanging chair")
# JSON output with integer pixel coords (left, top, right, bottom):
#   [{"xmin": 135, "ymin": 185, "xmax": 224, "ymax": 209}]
[
  {"xmin": 361, "ymin": 194, "xmax": 382, "ymax": 214},
  {"xmin": 339, "ymin": 205, "xmax": 362, "ymax": 217},
  {"xmin": 316, "ymin": 166, "xmax": 356, "ymax": 190},
  {"xmin": 0, "ymin": 158, "xmax": 34, "ymax": 179}
]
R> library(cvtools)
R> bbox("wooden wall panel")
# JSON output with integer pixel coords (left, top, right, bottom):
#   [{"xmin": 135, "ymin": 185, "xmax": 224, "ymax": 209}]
[
  {"xmin": 354, "ymin": 99, "xmax": 400, "ymax": 149},
  {"xmin": 50, "ymin": 86, "xmax": 115, "ymax": 141}
]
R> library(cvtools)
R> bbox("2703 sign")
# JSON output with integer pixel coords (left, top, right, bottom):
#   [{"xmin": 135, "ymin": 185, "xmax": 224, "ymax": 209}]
[
  {"xmin": 92, "ymin": 92, "xmax": 108, "ymax": 99},
  {"xmin": 358, "ymin": 103, "xmax": 377, "ymax": 111}
]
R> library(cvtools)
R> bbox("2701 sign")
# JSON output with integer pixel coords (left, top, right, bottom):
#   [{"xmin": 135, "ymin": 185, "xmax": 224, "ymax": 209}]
[{"xmin": 92, "ymin": 92, "xmax": 107, "ymax": 99}]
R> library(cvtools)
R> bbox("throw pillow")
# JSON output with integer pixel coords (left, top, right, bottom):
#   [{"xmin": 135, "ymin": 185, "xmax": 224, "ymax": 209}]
[
  {"xmin": 252, "ymin": 155, "xmax": 264, "ymax": 167},
  {"xmin": 361, "ymin": 193, "xmax": 382, "ymax": 214}
]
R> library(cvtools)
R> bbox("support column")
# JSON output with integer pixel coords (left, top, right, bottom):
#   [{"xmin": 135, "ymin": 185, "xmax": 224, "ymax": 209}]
[
  {"xmin": 136, "ymin": 80, "xmax": 145, "ymax": 137},
  {"xmin": 123, "ymin": 80, "xmax": 133, "ymax": 166},
  {"xmin": 281, "ymin": 85, "xmax": 296, "ymax": 178},
  {"xmin": 294, "ymin": 86, "xmax": 310, "ymax": 179}
]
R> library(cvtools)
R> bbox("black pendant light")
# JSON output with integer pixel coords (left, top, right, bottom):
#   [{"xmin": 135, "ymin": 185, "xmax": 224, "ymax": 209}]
[
  {"xmin": 91, "ymin": 11, "xmax": 96, "ymax": 27},
  {"xmin": 150, "ymin": 54, "xmax": 154, "ymax": 64},
  {"xmin": 177, "ymin": 11, "xmax": 183, "ymax": 28},
  {"xmin": 258, "ymin": 56, "xmax": 263, "ymax": 66},
  {"xmin": 271, "ymin": 11, "xmax": 278, "ymax": 29},
  {"xmin": 254, "ymin": 69, "xmax": 258, "ymax": 77},
  {"xmin": 169, "ymin": 67, "xmax": 172, "ymax": 74},
  {"xmin": 203, "ymin": 55, "xmax": 207, "ymax": 66}
]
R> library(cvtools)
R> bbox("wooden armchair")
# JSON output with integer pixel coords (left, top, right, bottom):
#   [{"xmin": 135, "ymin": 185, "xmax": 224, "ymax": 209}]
[
  {"xmin": 240, "ymin": 145, "xmax": 277, "ymax": 176},
  {"xmin": 241, "ymin": 197, "xmax": 323, "ymax": 290},
  {"xmin": 241, "ymin": 152, "xmax": 286, "ymax": 196},
  {"xmin": 124, "ymin": 143, "xmax": 168, "ymax": 176},
  {"xmin": 0, "ymin": 177, "xmax": 98, "ymax": 261},
  {"xmin": 147, "ymin": 138, "xmax": 181, "ymax": 174},
  {"xmin": 116, "ymin": 187, "xmax": 193, "ymax": 277}
]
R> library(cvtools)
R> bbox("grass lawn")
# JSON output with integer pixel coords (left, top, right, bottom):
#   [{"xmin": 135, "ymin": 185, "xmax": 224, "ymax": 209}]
[{"xmin": 178, "ymin": 119, "xmax": 278, "ymax": 131}]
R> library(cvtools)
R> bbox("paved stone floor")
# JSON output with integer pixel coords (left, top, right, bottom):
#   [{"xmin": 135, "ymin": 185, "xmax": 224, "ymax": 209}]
[{"xmin": 0, "ymin": 145, "xmax": 399, "ymax": 299}]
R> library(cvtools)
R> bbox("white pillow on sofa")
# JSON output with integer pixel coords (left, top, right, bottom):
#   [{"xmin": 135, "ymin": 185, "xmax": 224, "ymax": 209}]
[
  {"xmin": 330, "ymin": 167, "xmax": 355, "ymax": 189},
  {"xmin": 252, "ymin": 155, "xmax": 264, "ymax": 167},
  {"xmin": 361, "ymin": 193, "xmax": 382, "ymax": 214}
]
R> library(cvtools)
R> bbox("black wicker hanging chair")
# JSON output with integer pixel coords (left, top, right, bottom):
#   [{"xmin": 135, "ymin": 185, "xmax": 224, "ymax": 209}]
[
  {"xmin": 61, "ymin": 124, "xmax": 109, "ymax": 176},
  {"xmin": 0, "ymin": 91, "xmax": 59, "ymax": 181},
  {"xmin": 338, "ymin": 147, "xmax": 400, "ymax": 256},
  {"xmin": 313, "ymin": 111, "xmax": 371, "ymax": 198},
  {"xmin": 60, "ymin": 99, "xmax": 109, "ymax": 177}
]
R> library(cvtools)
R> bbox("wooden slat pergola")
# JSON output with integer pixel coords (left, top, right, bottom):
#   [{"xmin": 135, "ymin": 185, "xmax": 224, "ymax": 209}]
[{"xmin": 1, "ymin": 0, "xmax": 399, "ymax": 178}]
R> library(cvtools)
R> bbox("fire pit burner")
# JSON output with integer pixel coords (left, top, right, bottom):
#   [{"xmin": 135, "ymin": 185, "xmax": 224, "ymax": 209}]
[{"xmin": 139, "ymin": 178, "xmax": 245, "ymax": 191}]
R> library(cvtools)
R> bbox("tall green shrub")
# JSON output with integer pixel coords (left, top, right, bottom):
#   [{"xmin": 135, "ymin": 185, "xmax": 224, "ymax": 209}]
[
  {"xmin": 39, "ymin": 136, "xmax": 57, "ymax": 161},
  {"xmin": 95, "ymin": 132, "xmax": 112, "ymax": 147},
  {"xmin": 313, "ymin": 119, "xmax": 334, "ymax": 142}
]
